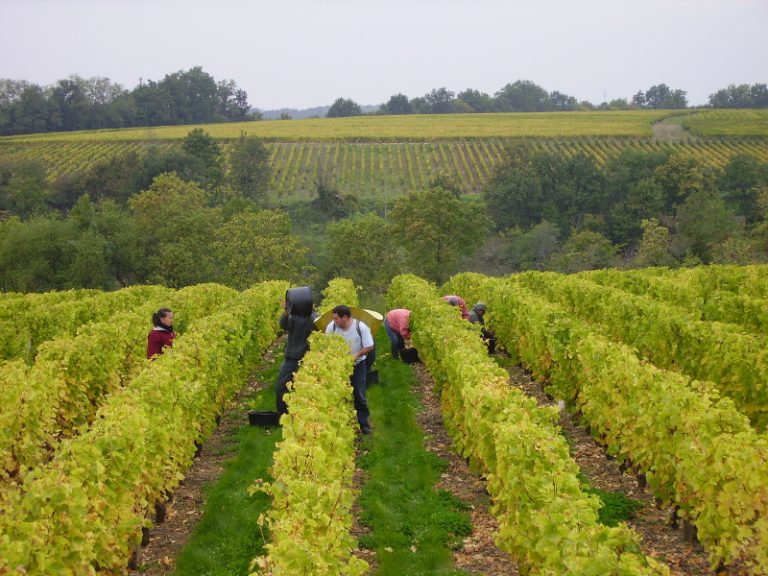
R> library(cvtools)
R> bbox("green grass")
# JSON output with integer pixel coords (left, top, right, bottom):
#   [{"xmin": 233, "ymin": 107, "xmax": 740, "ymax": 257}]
[
  {"xmin": 169, "ymin": 359, "xmax": 282, "ymax": 576},
  {"xmin": 588, "ymin": 486, "xmax": 643, "ymax": 527},
  {"xmin": 357, "ymin": 334, "xmax": 472, "ymax": 576}
]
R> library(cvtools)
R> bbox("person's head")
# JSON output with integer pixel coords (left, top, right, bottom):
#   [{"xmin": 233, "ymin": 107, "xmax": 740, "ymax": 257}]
[
  {"xmin": 153, "ymin": 308, "xmax": 174, "ymax": 328},
  {"xmin": 474, "ymin": 302, "xmax": 487, "ymax": 316},
  {"xmin": 332, "ymin": 304, "xmax": 353, "ymax": 329},
  {"xmin": 447, "ymin": 296, "xmax": 459, "ymax": 306}
]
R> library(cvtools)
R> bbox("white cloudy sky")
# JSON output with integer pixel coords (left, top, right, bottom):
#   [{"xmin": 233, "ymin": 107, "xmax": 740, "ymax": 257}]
[{"xmin": 1, "ymin": 0, "xmax": 766, "ymax": 110}]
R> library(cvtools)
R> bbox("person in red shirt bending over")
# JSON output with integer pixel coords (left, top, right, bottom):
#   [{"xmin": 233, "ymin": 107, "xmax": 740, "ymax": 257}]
[
  {"xmin": 384, "ymin": 308, "xmax": 411, "ymax": 360},
  {"xmin": 146, "ymin": 308, "xmax": 175, "ymax": 359},
  {"xmin": 441, "ymin": 295, "xmax": 469, "ymax": 320}
]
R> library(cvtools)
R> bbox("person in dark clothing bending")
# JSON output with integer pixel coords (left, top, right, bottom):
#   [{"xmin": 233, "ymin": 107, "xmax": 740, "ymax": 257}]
[
  {"xmin": 275, "ymin": 299, "xmax": 318, "ymax": 415},
  {"xmin": 468, "ymin": 301, "xmax": 496, "ymax": 354}
]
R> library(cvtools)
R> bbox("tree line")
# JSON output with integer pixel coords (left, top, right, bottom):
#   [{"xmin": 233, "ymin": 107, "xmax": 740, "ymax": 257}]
[
  {"xmin": 329, "ymin": 81, "xmax": 767, "ymax": 118},
  {"xmin": 482, "ymin": 146, "xmax": 768, "ymax": 272},
  {"xmin": 3, "ymin": 66, "xmax": 765, "ymax": 134},
  {"xmin": 1, "ymin": 128, "xmax": 768, "ymax": 293},
  {"xmin": 0, "ymin": 67, "xmax": 256, "ymax": 136}
]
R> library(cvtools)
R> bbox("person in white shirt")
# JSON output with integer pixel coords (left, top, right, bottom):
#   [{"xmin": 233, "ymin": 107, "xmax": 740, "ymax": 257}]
[{"xmin": 325, "ymin": 304, "xmax": 375, "ymax": 434}]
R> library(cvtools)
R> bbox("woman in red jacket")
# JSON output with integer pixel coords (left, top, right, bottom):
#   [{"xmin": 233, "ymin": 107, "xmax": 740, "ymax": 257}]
[{"xmin": 146, "ymin": 308, "xmax": 175, "ymax": 359}]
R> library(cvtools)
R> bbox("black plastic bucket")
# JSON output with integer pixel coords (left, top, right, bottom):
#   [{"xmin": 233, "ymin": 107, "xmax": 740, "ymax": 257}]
[
  {"xmin": 285, "ymin": 286, "xmax": 314, "ymax": 317},
  {"xmin": 366, "ymin": 370, "xmax": 379, "ymax": 385},
  {"xmin": 401, "ymin": 348, "xmax": 420, "ymax": 364},
  {"xmin": 248, "ymin": 410, "xmax": 280, "ymax": 426}
]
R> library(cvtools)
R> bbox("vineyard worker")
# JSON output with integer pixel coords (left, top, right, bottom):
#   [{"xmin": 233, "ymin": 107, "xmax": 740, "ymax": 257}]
[
  {"xmin": 325, "ymin": 305, "xmax": 375, "ymax": 435},
  {"xmin": 275, "ymin": 298, "xmax": 318, "ymax": 416},
  {"xmin": 383, "ymin": 308, "xmax": 411, "ymax": 360},
  {"xmin": 468, "ymin": 302, "xmax": 496, "ymax": 354},
  {"xmin": 441, "ymin": 295, "xmax": 469, "ymax": 320},
  {"xmin": 146, "ymin": 308, "xmax": 175, "ymax": 359}
]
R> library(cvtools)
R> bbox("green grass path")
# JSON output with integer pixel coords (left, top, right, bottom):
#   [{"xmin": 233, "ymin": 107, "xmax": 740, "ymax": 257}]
[
  {"xmin": 357, "ymin": 338, "xmax": 472, "ymax": 576},
  {"xmin": 172, "ymin": 332, "xmax": 472, "ymax": 576},
  {"xmin": 171, "ymin": 360, "xmax": 281, "ymax": 576}
]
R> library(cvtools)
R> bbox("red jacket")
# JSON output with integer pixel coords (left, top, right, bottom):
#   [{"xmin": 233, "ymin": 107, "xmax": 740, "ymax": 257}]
[{"xmin": 147, "ymin": 328, "xmax": 175, "ymax": 358}]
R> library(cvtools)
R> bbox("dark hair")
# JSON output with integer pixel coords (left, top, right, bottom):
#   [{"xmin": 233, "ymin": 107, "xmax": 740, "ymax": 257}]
[
  {"xmin": 152, "ymin": 308, "xmax": 173, "ymax": 327},
  {"xmin": 332, "ymin": 304, "xmax": 352, "ymax": 318}
]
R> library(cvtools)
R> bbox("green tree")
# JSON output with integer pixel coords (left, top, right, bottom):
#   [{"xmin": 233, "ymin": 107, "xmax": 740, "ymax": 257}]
[
  {"xmin": 228, "ymin": 133, "xmax": 271, "ymax": 201},
  {"xmin": 631, "ymin": 84, "xmax": 687, "ymax": 109},
  {"xmin": 632, "ymin": 218, "xmax": 676, "ymax": 267},
  {"xmin": 709, "ymin": 83, "xmax": 768, "ymax": 108},
  {"xmin": 483, "ymin": 146, "xmax": 543, "ymax": 231},
  {"xmin": 92, "ymin": 199, "xmax": 142, "ymax": 287},
  {"xmin": 324, "ymin": 212, "xmax": 403, "ymax": 292},
  {"xmin": 673, "ymin": 189, "xmax": 737, "ymax": 262},
  {"xmin": 494, "ymin": 80, "xmax": 551, "ymax": 112},
  {"xmin": 215, "ymin": 210, "xmax": 311, "ymax": 289},
  {"xmin": 327, "ymin": 98, "xmax": 362, "ymax": 118},
  {"xmin": 424, "ymin": 87, "xmax": 455, "ymax": 114},
  {"xmin": 0, "ymin": 159, "xmax": 49, "ymax": 217},
  {"xmin": 505, "ymin": 221, "xmax": 561, "ymax": 271},
  {"xmin": 456, "ymin": 89, "xmax": 495, "ymax": 113},
  {"xmin": 390, "ymin": 187, "xmax": 489, "ymax": 283},
  {"xmin": 66, "ymin": 228, "xmax": 112, "ymax": 289},
  {"xmin": 380, "ymin": 93, "xmax": 412, "ymax": 115},
  {"xmin": 0, "ymin": 215, "xmax": 75, "ymax": 291},
  {"xmin": 181, "ymin": 128, "xmax": 225, "ymax": 190},
  {"xmin": 718, "ymin": 154, "xmax": 768, "ymax": 222},
  {"xmin": 129, "ymin": 173, "xmax": 221, "ymax": 287},
  {"xmin": 609, "ymin": 177, "xmax": 665, "ymax": 244},
  {"xmin": 548, "ymin": 230, "xmax": 618, "ymax": 273},
  {"xmin": 653, "ymin": 153, "xmax": 712, "ymax": 211}
]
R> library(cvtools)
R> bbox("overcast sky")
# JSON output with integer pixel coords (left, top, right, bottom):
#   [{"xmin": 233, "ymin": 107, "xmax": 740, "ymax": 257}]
[{"xmin": 1, "ymin": 0, "xmax": 766, "ymax": 110}]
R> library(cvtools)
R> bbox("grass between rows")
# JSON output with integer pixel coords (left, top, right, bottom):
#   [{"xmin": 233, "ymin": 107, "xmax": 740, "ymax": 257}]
[
  {"xmin": 169, "ymin": 358, "xmax": 282, "ymax": 576},
  {"xmin": 171, "ymin": 332, "xmax": 473, "ymax": 576},
  {"xmin": 357, "ymin": 335, "xmax": 472, "ymax": 576},
  {"xmin": 169, "ymin": 336, "xmax": 639, "ymax": 576}
]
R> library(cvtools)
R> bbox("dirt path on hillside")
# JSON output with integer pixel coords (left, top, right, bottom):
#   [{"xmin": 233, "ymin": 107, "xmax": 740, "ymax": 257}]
[{"xmin": 652, "ymin": 117, "xmax": 697, "ymax": 142}]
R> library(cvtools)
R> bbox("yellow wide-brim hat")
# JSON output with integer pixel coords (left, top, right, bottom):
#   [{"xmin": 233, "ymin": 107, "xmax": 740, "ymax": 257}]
[{"xmin": 315, "ymin": 307, "xmax": 383, "ymax": 336}]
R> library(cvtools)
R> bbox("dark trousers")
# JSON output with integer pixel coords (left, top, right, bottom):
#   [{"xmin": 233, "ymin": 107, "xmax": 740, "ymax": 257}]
[
  {"xmin": 275, "ymin": 358, "xmax": 300, "ymax": 415},
  {"xmin": 351, "ymin": 361, "xmax": 370, "ymax": 428},
  {"xmin": 384, "ymin": 318, "xmax": 405, "ymax": 359}
]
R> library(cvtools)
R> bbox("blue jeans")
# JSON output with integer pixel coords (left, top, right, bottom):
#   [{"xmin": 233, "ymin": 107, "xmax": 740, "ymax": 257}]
[
  {"xmin": 351, "ymin": 361, "xmax": 370, "ymax": 428},
  {"xmin": 384, "ymin": 318, "xmax": 405, "ymax": 359},
  {"xmin": 275, "ymin": 358, "xmax": 300, "ymax": 415}
]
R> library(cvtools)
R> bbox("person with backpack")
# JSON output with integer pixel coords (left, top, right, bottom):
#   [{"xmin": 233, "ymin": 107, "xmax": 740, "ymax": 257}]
[{"xmin": 325, "ymin": 304, "xmax": 375, "ymax": 434}]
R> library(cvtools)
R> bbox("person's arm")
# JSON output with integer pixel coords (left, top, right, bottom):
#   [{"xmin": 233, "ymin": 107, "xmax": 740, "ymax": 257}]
[{"xmin": 354, "ymin": 322, "xmax": 375, "ymax": 360}]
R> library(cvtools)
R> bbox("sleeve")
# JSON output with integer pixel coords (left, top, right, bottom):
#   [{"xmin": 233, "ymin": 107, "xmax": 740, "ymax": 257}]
[{"xmin": 324, "ymin": 321, "xmax": 334, "ymax": 334}]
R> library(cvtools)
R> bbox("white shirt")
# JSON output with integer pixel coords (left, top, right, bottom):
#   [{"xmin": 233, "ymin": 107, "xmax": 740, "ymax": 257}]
[{"xmin": 325, "ymin": 319, "xmax": 374, "ymax": 364}]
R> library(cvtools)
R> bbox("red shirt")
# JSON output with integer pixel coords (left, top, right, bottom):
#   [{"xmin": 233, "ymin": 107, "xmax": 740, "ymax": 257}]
[
  {"xmin": 385, "ymin": 309, "xmax": 411, "ymax": 338},
  {"xmin": 147, "ymin": 328, "xmax": 175, "ymax": 358}
]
